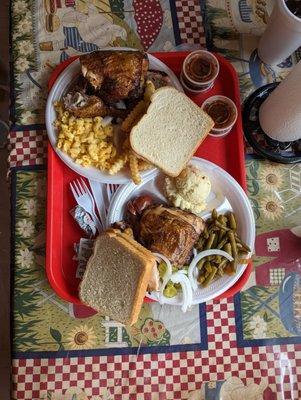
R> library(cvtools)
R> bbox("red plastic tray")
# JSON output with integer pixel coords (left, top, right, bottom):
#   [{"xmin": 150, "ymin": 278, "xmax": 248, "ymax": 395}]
[{"xmin": 46, "ymin": 51, "xmax": 251, "ymax": 305}]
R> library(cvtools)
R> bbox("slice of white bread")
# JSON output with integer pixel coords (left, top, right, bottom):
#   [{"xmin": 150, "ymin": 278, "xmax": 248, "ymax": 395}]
[
  {"xmin": 109, "ymin": 229, "xmax": 160, "ymax": 291},
  {"xmin": 79, "ymin": 231, "xmax": 156, "ymax": 325},
  {"xmin": 130, "ymin": 87, "xmax": 214, "ymax": 177}
]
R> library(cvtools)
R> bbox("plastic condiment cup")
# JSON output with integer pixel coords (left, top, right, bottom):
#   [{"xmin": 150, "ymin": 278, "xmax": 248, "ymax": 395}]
[
  {"xmin": 180, "ymin": 72, "xmax": 213, "ymax": 95},
  {"xmin": 182, "ymin": 50, "xmax": 220, "ymax": 91},
  {"xmin": 201, "ymin": 95, "xmax": 238, "ymax": 137}
]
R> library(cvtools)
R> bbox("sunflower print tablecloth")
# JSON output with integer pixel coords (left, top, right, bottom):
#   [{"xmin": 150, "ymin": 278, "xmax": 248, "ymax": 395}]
[{"xmin": 9, "ymin": 1, "xmax": 301, "ymax": 399}]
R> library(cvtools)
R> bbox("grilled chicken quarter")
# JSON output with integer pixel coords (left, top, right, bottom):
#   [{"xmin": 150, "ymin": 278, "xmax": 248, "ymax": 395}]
[
  {"xmin": 125, "ymin": 197, "xmax": 205, "ymax": 266},
  {"xmin": 80, "ymin": 50, "xmax": 149, "ymax": 103}
]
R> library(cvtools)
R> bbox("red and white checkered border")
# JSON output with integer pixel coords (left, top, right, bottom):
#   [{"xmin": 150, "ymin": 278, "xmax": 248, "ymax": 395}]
[
  {"xmin": 12, "ymin": 299, "xmax": 301, "ymax": 399},
  {"xmin": 175, "ymin": 0, "xmax": 206, "ymax": 45},
  {"xmin": 8, "ymin": 130, "xmax": 47, "ymax": 168}
]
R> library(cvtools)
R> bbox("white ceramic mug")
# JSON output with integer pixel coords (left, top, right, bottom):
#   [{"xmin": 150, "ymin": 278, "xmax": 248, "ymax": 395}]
[{"xmin": 258, "ymin": 0, "xmax": 301, "ymax": 65}]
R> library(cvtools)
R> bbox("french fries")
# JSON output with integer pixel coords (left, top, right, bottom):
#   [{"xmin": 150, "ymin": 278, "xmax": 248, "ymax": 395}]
[
  {"xmin": 144, "ymin": 80, "xmax": 156, "ymax": 102},
  {"xmin": 129, "ymin": 152, "xmax": 141, "ymax": 185},
  {"xmin": 121, "ymin": 100, "xmax": 148, "ymax": 133},
  {"xmin": 55, "ymin": 82, "xmax": 156, "ymax": 184}
]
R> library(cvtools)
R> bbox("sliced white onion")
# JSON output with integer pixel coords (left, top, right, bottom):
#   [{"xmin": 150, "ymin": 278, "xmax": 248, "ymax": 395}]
[
  {"xmin": 188, "ymin": 249, "xmax": 234, "ymax": 291},
  {"xmin": 102, "ymin": 116, "xmax": 113, "ymax": 127},
  {"xmin": 170, "ymin": 272, "xmax": 193, "ymax": 312},
  {"xmin": 193, "ymin": 247, "xmax": 197, "ymax": 258},
  {"xmin": 178, "ymin": 269, "xmax": 188, "ymax": 275},
  {"xmin": 152, "ymin": 252, "xmax": 173, "ymax": 302},
  {"xmin": 115, "ymin": 100, "xmax": 127, "ymax": 110}
]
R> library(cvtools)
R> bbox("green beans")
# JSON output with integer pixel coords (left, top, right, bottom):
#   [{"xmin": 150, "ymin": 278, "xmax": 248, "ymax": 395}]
[
  {"xmin": 218, "ymin": 258, "xmax": 229, "ymax": 270},
  {"xmin": 215, "ymin": 220, "xmax": 230, "ymax": 231},
  {"xmin": 234, "ymin": 234, "xmax": 251, "ymax": 253},
  {"xmin": 217, "ymin": 236, "xmax": 228, "ymax": 250},
  {"xmin": 196, "ymin": 237, "xmax": 206, "ymax": 250},
  {"xmin": 228, "ymin": 212, "xmax": 237, "ymax": 231},
  {"xmin": 195, "ymin": 208, "xmax": 252, "ymax": 286},
  {"xmin": 204, "ymin": 261, "xmax": 212, "ymax": 272},
  {"xmin": 212, "ymin": 233, "xmax": 219, "ymax": 249},
  {"xmin": 223, "ymin": 242, "xmax": 232, "ymax": 256},
  {"xmin": 203, "ymin": 266, "xmax": 218, "ymax": 287},
  {"xmin": 231, "ymin": 261, "xmax": 237, "ymax": 273},
  {"xmin": 217, "ymin": 214, "xmax": 226, "ymax": 224},
  {"xmin": 215, "ymin": 255, "xmax": 222, "ymax": 264},
  {"xmin": 218, "ymin": 228, "xmax": 226, "ymax": 242},
  {"xmin": 197, "ymin": 258, "xmax": 206, "ymax": 270},
  {"xmin": 205, "ymin": 233, "xmax": 216, "ymax": 250},
  {"xmin": 212, "ymin": 208, "xmax": 218, "ymax": 220},
  {"xmin": 228, "ymin": 231, "xmax": 238, "ymax": 258},
  {"xmin": 203, "ymin": 227, "xmax": 209, "ymax": 240}
]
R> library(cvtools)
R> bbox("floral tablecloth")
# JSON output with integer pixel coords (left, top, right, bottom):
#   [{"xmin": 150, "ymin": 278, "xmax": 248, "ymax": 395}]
[{"xmin": 9, "ymin": 1, "xmax": 301, "ymax": 399}]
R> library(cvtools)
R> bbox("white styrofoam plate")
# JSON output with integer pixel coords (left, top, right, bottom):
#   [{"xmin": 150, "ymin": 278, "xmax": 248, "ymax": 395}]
[
  {"xmin": 45, "ymin": 48, "xmax": 183, "ymax": 184},
  {"xmin": 107, "ymin": 157, "xmax": 256, "ymax": 305}
]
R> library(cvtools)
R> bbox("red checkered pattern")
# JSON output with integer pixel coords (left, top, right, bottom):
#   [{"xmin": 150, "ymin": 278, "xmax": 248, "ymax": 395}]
[
  {"xmin": 12, "ymin": 298, "xmax": 301, "ymax": 399},
  {"xmin": 175, "ymin": 0, "xmax": 206, "ymax": 45},
  {"xmin": 8, "ymin": 130, "xmax": 47, "ymax": 168},
  {"xmin": 206, "ymin": 299, "xmax": 301, "ymax": 399}
]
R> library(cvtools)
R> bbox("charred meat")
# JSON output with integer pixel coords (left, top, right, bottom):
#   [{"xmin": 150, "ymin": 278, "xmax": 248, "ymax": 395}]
[
  {"xmin": 63, "ymin": 74, "xmax": 128, "ymax": 118},
  {"xmin": 63, "ymin": 91, "xmax": 127, "ymax": 119},
  {"xmin": 63, "ymin": 92, "xmax": 108, "ymax": 118},
  {"xmin": 139, "ymin": 205, "xmax": 205, "ymax": 266},
  {"xmin": 80, "ymin": 50, "xmax": 149, "ymax": 103},
  {"xmin": 126, "ymin": 196, "xmax": 205, "ymax": 266}
]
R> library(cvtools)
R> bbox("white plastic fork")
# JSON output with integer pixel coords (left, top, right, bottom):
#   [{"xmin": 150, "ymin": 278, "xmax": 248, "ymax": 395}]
[{"xmin": 70, "ymin": 178, "xmax": 103, "ymax": 233}]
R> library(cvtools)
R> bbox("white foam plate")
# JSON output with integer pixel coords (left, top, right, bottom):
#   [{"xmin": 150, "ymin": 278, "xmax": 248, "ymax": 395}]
[
  {"xmin": 45, "ymin": 48, "xmax": 183, "ymax": 184},
  {"xmin": 107, "ymin": 157, "xmax": 255, "ymax": 305}
]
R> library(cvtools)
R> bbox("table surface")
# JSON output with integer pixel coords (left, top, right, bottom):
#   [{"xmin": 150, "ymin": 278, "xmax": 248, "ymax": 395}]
[
  {"xmin": 9, "ymin": 1, "xmax": 301, "ymax": 399},
  {"xmin": 0, "ymin": 0, "xmax": 11, "ymax": 399}
]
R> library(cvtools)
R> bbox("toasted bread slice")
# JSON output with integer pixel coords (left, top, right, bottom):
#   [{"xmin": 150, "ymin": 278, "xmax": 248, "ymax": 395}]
[
  {"xmin": 79, "ymin": 232, "xmax": 155, "ymax": 325},
  {"xmin": 130, "ymin": 87, "xmax": 214, "ymax": 177},
  {"xmin": 107, "ymin": 228, "xmax": 153, "ymax": 260},
  {"xmin": 107, "ymin": 229, "xmax": 159, "ymax": 291},
  {"xmin": 112, "ymin": 230, "xmax": 159, "ymax": 291}
]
